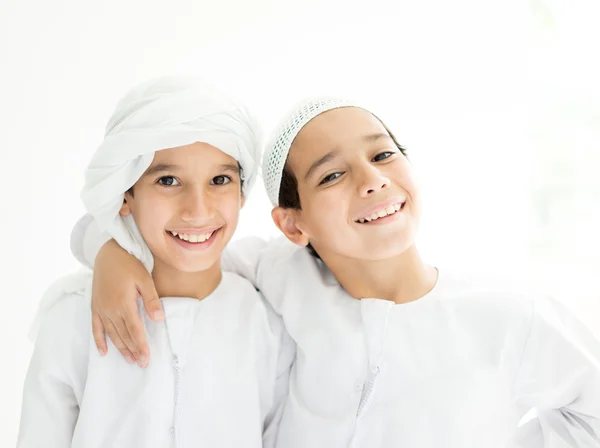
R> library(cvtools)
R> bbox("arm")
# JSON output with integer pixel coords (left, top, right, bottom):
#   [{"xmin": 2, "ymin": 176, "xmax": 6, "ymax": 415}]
[
  {"xmin": 509, "ymin": 297, "xmax": 600, "ymax": 447},
  {"xmin": 18, "ymin": 294, "xmax": 86, "ymax": 447},
  {"xmin": 70, "ymin": 213, "xmax": 110, "ymax": 269},
  {"xmin": 90, "ymin": 239, "xmax": 161, "ymax": 367},
  {"xmin": 70, "ymin": 214, "xmax": 269, "ymax": 364},
  {"xmin": 222, "ymin": 236, "xmax": 270, "ymax": 288}
]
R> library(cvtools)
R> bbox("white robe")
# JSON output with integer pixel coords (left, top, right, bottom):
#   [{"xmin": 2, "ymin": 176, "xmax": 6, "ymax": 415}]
[
  {"xmin": 248, "ymin": 238, "xmax": 600, "ymax": 448},
  {"xmin": 18, "ymin": 271, "xmax": 294, "ymax": 448},
  {"xmin": 66, "ymin": 218, "xmax": 600, "ymax": 447}
]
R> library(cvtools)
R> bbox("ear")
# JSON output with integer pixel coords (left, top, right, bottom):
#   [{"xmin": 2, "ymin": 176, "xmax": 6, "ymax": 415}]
[
  {"xmin": 271, "ymin": 207, "xmax": 310, "ymax": 247},
  {"xmin": 240, "ymin": 193, "xmax": 246, "ymax": 209},
  {"xmin": 119, "ymin": 195, "xmax": 132, "ymax": 217}
]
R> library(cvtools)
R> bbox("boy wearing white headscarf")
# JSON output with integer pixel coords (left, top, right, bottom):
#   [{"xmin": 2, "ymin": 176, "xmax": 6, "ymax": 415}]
[
  {"xmin": 17, "ymin": 77, "xmax": 293, "ymax": 448},
  {"xmin": 68, "ymin": 98, "xmax": 600, "ymax": 447}
]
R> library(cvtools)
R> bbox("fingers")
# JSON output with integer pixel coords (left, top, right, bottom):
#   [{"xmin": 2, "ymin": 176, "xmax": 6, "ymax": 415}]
[
  {"xmin": 123, "ymin": 308, "xmax": 150, "ymax": 367},
  {"xmin": 92, "ymin": 312, "xmax": 108, "ymax": 356},
  {"xmin": 102, "ymin": 316, "xmax": 135, "ymax": 365},
  {"xmin": 110, "ymin": 315, "xmax": 148, "ymax": 368},
  {"xmin": 137, "ymin": 279, "xmax": 164, "ymax": 321}
]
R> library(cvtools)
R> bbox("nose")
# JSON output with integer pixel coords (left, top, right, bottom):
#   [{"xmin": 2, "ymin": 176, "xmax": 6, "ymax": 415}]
[
  {"xmin": 180, "ymin": 186, "xmax": 213, "ymax": 223},
  {"xmin": 356, "ymin": 163, "xmax": 390, "ymax": 197}
]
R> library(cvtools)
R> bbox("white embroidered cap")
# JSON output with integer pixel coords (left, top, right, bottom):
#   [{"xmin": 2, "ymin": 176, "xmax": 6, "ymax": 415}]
[{"xmin": 262, "ymin": 96, "xmax": 359, "ymax": 205}]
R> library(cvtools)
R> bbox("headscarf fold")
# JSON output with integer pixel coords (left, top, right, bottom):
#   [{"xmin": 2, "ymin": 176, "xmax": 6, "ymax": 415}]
[
  {"xmin": 82, "ymin": 76, "xmax": 262, "ymax": 272},
  {"xmin": 29, "ymin": 77, "xmax": 262, "ymax": 340}
]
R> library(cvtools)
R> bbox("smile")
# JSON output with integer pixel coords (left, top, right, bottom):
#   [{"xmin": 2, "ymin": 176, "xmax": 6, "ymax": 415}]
[
  {"xmin": 355, "ymin": 202, "xmax": 405, "ymax": 223},
  {"xmin": 168, "ymin": 230, "xmax": 215, "ymax": 243}
]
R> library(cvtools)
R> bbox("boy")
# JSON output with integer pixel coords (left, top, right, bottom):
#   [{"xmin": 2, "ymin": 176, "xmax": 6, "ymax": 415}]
[
  {"xmin": 18, "ymin": 77, "xmax": 291, "ymax": 448},
  {"xmin": 70, "ymin": 97, "xmax": 600, "ymax": 447}
]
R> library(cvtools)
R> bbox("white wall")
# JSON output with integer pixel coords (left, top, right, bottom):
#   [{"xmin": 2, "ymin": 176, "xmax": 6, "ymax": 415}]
[{"xmin": 1, "ymin": 0, "xmax": 599, "ymax": 444}]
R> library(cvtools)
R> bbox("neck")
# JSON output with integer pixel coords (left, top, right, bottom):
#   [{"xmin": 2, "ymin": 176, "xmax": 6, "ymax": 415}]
[
  {"xmin": 321, "ymin": 244, "xmax": 438, "ymax": 304},
  {"xmin": 151, "ymin": 258, "xmax": 222, "ymax": 300}
]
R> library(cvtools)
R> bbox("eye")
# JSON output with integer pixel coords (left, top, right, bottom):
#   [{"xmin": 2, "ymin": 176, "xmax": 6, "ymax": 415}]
[
  {"xmin": 157, "ymin": 176, "xmax": 180, "ymax": 186},
  {"xmin": 211, "ymin": 175, "xmax": 232, "ymax": 185},
  {"xmin": 372, "ymin": 151, "xmax": 395, "ymax": 162},
  {"xmin": 319, "ymin": 172, "xmax": 342, "ymax": 185}
]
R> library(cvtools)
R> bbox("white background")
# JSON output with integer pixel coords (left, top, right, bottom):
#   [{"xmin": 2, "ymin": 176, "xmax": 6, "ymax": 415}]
[{"xmin": 1, "ymin": 0, "xmax": 599, "ymax": 444}]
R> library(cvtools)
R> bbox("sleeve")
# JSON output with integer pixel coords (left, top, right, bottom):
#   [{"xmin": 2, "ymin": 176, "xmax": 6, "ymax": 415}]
[
  {"xmin": 260, "ymin": 297, "xmax": 296, "ymax": 448},
  {"xmin": 71, "ymin": 213, "xmax": 270, "ymax": 287},
  {"xmin": 70, "ymin": 213, "xmax": 110, "ymax": 269},
  {"xmin": 221, "ymin": 236, "xmax": 271, "ymax": 288},
  {"xmin": 508, "ymin": 297, "xmax": 600, "ymax": 447},
  {"xmin": 18, "ymin": 293, "xmax": 89, "ymax": 447}
]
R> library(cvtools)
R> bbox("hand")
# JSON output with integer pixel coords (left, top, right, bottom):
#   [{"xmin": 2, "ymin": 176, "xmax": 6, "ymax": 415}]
[{"xmin": 91, "ymin": 239, "xmax": 164, "ymax": 367}]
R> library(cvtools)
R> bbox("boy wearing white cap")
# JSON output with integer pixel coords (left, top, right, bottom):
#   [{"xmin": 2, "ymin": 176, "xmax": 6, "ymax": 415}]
[
  {"xmin": 18, "ymin": 77, "xmax": 292, "ymax": 448},
  {"xmin": 69, "ymin": 98, "xmax": 600, "ymax": 447}
]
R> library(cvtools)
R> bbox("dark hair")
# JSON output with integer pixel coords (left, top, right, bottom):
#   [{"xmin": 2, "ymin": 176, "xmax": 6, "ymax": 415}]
[
  {"xmin": 125, "ymin": 161, "xmax": 245, "ymax": 198},
  {"xmin": 277, "ymin": 115, "xmax": 407, "ymax": 259}
]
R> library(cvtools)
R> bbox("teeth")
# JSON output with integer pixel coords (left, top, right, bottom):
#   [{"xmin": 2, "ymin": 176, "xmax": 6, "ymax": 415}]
[
  {"xmin": 170, "ymin": 231, "xmax": 214, "ymax": 243},
  {"xmin": 357, "ymin": 203, "xmax": 404, "ymax": 223}
]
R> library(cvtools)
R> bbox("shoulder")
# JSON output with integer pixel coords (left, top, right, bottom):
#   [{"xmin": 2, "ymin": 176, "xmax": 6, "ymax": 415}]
[
  {"xmin": 258, "ymin": 237, "xmax": 309, "ymax": 272},
  {"xmin": 221, "ymin": 271, "xmax": 261, "ymax": 295},
  {"xmin": 217, "ymin": 272, "xmax": 268, "ymax": 312},
  {"xmin": 434, "ymin": 269, "xmax": 538, "ymax": 326},
  {"xmin": 31, "ymin": 272, "xmax": 93, "ymax": 360},
  {"xmin": 256, "ymin": 237, "xmax": 334, "ymax": 309}
]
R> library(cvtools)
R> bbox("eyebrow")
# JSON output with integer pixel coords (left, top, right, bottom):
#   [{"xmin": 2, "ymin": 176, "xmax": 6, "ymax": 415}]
[
  {"xmin": 143, "ymin": 163, "xmax": 180, "ymax": 177},
  {"xmin": 302, "ymin": 133, "xmax": 394, "ymax": 182},
  {"xmin": 363, "ymin": 132, "xmax": 393, "ymax": 143},
  {"xmin": 143, "ymin": 162, "xmax": 241, "ymax": 177},
  {"xmin": 304, "ymin": 150, "xmax": 340, "ymax": 181},
  {"xmin": 218, "ymin": 163, "xmax": 241, "ymax": 174}
]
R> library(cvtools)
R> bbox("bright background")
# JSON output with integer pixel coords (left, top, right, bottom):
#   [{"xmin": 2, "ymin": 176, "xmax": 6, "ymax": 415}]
[{"xmin": 1, "ymin": 0, "xmax": 599, "ymax": 444}]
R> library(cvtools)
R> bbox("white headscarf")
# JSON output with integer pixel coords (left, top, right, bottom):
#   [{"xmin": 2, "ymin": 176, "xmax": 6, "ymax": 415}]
[
  {"xmin": 29, "ymin": 77, "xmax": 262, "ymax": 341},
  {"xmin": 81, "ymin": 76, "xmax": 262, "ymax": 273}
]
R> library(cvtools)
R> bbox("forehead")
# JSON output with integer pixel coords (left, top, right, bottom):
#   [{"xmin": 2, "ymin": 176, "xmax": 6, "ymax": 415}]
[
  {"xmin": 152, "ymin": 141, "xmax": 236, "ymax": 165},
  {"xmin": 288, "ymin": 107, "xmax": 390, "ymax": 164}
]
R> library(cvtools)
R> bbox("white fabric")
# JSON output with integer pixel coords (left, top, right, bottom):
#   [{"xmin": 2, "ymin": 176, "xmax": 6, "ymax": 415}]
[
  {"xmin": 69, "ymin": 224, "xmax": 600, "ymax": 446},
  {"xmin": 18, "ymin": 271, "xmax": 295, "ymax": 448},
  {"xmin": 82, "ymin": 76, "xmax": 262, "ymax": 272},
  {"xmin": 262, "ymin": 97, "xmax": 356, "ymax": 205},
  {"xmin": 251, "ymin": 238, "xmax": 600, "ymax": 448},
  {"xmin": 67, "ymin": 212, "xmax": 263, "ymax": 284},
  {"xmin": 19, "ymin": 77, "xmax": 296, "ymax": 446}
]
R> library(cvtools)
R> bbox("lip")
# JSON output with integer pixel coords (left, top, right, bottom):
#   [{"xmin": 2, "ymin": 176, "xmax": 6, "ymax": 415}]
[
  {"xmin": 357, "ymin": 202, "xmax": 406, "ymax": 225},
  {"xmin": 167, "ymin": 227, "xmax": 220, "ymax": 251},
  {"xmin": 166, "ymin": 226, "xmax": 221, "ymax": 235},
  {"xmin": 354, "ymin": 197, "xmax": 407, "ymax": 222}
]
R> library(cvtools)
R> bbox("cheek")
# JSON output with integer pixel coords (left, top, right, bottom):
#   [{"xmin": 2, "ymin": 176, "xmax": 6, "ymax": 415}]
[
  {"xmin": 216, "ymin": 192, "xmax": 242, "ymax": 225},
  {"xmin": 302, "ymin": 189, "xmax": 351, "ymax": 235},
  {"xmin": 389, "ymin": 162, "xmax": 421, "ymax": 201},
  {"xmin": 131, "ymin": 196, "xmax": 172, "ymax": 236},
  {"xmin": 403, "ymin": 176, "xmax": 422, "ymax": 214}
]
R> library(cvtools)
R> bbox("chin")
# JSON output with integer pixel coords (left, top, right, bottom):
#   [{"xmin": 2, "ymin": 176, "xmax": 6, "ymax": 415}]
[
  {"xmin": 361, "ymin": 239, "xmax": 415, "ymax": 261},
  {"xmin": 167, "ymin": 256, "xmax": 219, "ymax": 273}
]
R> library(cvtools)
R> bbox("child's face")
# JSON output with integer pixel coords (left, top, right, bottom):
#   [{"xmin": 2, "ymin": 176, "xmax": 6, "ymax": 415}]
[
  {"xmin": 277, "ymin": 107, "xmax": 421, "ymax": 261},
  {"xmin": 120, "ymin": 142, "xmax": 244, "ymax": 273}
]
